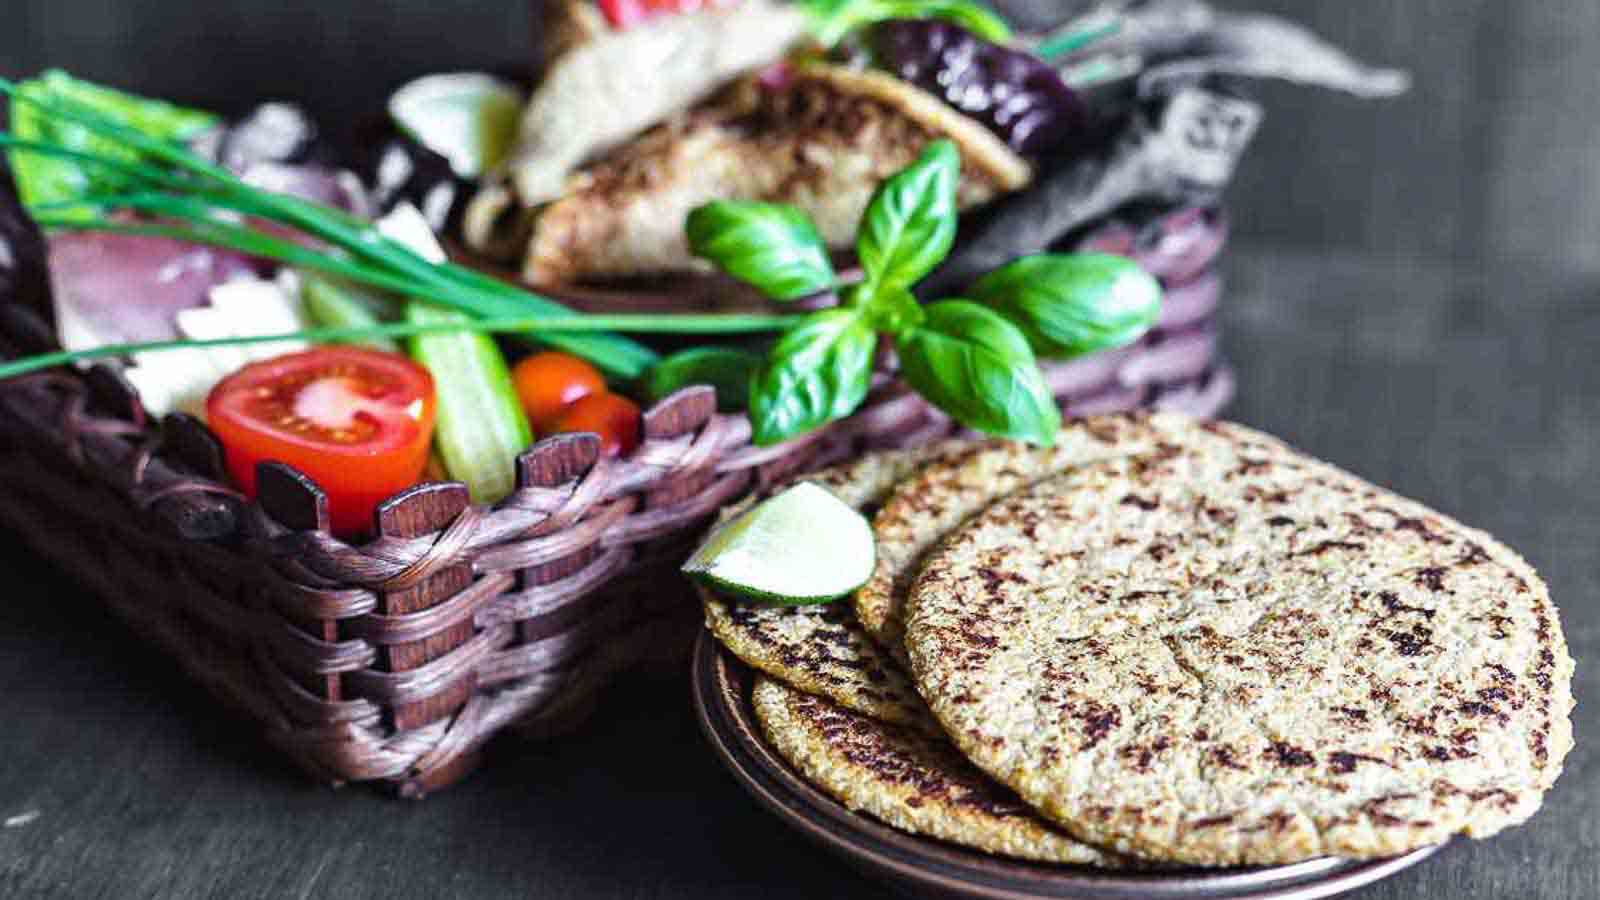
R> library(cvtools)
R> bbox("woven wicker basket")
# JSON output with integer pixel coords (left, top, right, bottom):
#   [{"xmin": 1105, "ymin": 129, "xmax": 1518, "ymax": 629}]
[{"xmin": 0, "ymin": 199, "xmax": 1232, "ymax": 796}]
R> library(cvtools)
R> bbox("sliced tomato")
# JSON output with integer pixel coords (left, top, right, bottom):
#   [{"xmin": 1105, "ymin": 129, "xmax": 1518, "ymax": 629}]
[
  {"xmin": 206, "ymin": 347, "xmax": 437, "ymax": 537},
  {"xmin": 549, "ymin": 392, "xmax": 642, "ymax": 458},
  {"xmin": 512, "ymin": 351, "xmax": 606, "ymax": 432}
]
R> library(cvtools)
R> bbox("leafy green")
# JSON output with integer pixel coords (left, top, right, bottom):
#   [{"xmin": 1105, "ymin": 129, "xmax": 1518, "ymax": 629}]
[
  {"xmin": 852, "ymin": 282, "xmax": 924, "ymax": 334},
  {"xmin": 687, "ymin": 201, "xmax": 837, "ymax": 301},
  {"xmin": 801, "ymin": 0, "xmax": 1012, "ymax": 46},
  {"xmin": 856, "ymin": 140, "xmax": 960, "ymax": 296},
  {"xmin": 748, "ymin": 308, "xmax": 877, "ymax": 446},
  {"xmin": 405, "ymin": 301, "xmax": 532, "ymax": 503},
  {"xmin": 969, "ymin": 253, "xmax": 1161, "ymax": 359},
  {"xmin": 645, "ymin": 346, "xmax": 761, "ymax": 411},
  {"xmin": 895, "ymin": 300, "xmax": 1060, "ymax": 444},
  {"xmin": 6, "ymin": 70, "xmax": 216, "ymax": 211}
]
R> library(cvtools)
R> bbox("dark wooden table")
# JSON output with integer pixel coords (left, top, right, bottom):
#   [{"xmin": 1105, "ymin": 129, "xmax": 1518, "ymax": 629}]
[{"xmin": 2, "ymin": 2, "xmax": 1596, "ymax": 898}]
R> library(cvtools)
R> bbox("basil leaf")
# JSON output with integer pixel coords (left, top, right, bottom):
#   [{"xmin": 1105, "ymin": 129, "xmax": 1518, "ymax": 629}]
[
  {"xmin": 895, "ymin": 299, "xmax": 1060, "ymax": 445},
  {"xmin": 7, "ymin": 70, "xmax": 218, "ymax": 211},
  {"xmin": 749, "ymin": 309, "xmax": 877, "ymax": 445},
  {"xmin": 856, "ymin": 283, "xmax": 925, "ymax": 334},
  {"xmin": 856, "ymin": 139, "xmax": 960, "ymax": 294},
  {"xmin": 687, "ymin": 201, "xmax": 835, "ymax": 301},
  {"xmin": 644, "ymin": 346, "xmax": 761, "ymax": 412},
  {"xmin": 802, "ymin": 0, "xmax": 1012, "ymax": 46},
  {"xmin": 969, "ymin": 253, "xmax": 1162, "ymax": 359}
]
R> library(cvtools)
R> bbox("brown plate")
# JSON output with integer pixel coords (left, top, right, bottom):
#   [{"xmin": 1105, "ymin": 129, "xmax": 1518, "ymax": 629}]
[{"xmin": 691, "ymin": 631, "xmax": 1444, "ymax": 900}]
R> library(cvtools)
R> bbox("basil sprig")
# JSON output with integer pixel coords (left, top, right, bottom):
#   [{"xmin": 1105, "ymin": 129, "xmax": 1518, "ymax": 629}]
[
  {"xmin": 896, "ymin": 301, "xmax": 1061, "ymax": 442},
  {"xmin": 968, "ymin": 253, "xmax": 1162, "ymax": 358},
  {"xmin": 685, "ymin": 139, "xmax": 1163, "ymax": 447},
  {"xmin": 747, "ymin": 309, "xmax": 877, "ymax": 446},
  {"xmin": 644, "ymin": 346, "xmax": 762, "ymax": 412},
  {"xmin": 855, "ymin": 139, "xmax": 959, "ymax": 295},
  {"xmin": 686, "ymin": 202, "xmax": 835, "ymax": 302}
]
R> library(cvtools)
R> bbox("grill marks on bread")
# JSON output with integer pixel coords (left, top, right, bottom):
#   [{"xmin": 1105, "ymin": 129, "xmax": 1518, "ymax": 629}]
[
  {"xmin": 853, "ymin": 413, "xmax": 1193, "ymax": 666},
  {"xmin": 752, "ymin": 677, "xmax": 1122, "ymax": 865},
  {"xmin": 906, "ymin": 420, "xmax": 1574, "ymax": 865},
  {"xmin": 706, "ymin": 590, "xmax": 934, "ymax": 731},
  {"xmin": 700, "ymin": 445, "xmax": 961, "ymax": 731}
]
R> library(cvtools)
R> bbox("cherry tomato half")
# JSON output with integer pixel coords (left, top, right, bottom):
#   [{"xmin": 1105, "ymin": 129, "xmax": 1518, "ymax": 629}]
[
  {"xmin": 512, "ymin": 351, "xmax": 607, "ymax": 432},
  {"xmin": 206, "ymin": 347, "xmax": 437, "ymax": 537},
  {"xmin": 549, "ymin": 392, "xmax": 641, "ymax": 458}
]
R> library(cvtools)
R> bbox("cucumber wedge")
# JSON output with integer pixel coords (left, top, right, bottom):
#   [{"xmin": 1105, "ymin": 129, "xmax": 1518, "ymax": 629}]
[
  {"xmin": 405, "ymin": 300, "xmax": 531, "ymax": 504},
  {"xmin": 683, "ymin": 482, "xmax": 875, "ymax": 606}
]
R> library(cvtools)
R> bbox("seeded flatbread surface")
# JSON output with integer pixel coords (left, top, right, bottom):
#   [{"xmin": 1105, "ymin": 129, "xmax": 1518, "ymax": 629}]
[
  {"xmin": 906, "ymin": 419, "xmax": 1575, "ymax": 866},
  {"xmin": 855, "ymin": 412, "xmax": 1199, "ymax": 666},
  {"xmin": 701, "ymin": 445, "xmax": 962, "ymax": 731},
  {"xmin": 752, "ymin": 677, "xmax": 1122, "ymax": 865}
]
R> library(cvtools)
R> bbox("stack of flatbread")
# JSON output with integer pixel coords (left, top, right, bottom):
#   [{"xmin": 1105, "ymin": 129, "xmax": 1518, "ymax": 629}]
[{"xmin": 699, "ymin": 412, "xmax": 1575, "ymax": 867}]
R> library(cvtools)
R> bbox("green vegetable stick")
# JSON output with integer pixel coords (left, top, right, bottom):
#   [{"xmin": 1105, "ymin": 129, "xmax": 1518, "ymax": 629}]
[
  {"xmin": 300, "ymin": 274, "xmax": 400, "ymax": 352},
  {"xmin": 405, "ymin": 301, "xmax": 532, "ymax": 504}
]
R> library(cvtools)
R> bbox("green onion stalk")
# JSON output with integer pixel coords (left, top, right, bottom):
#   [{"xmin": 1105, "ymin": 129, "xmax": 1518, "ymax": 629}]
[
  {"xmin": 0, "ymin": 314, "xmax": 801, "ymax": 382},
  {"xmin": 0, "ymin": 77, "xmax": 801, "ymax": 381}
]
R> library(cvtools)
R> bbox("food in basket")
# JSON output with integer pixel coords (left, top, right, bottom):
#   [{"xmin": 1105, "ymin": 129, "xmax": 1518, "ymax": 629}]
[
  {"xmin": 520, "ymin": 63, "xmax": 1031, "ymax": 285},
  {"xmin": 510, "ymin": 350, "xmax": 607, "ymax": 431},
  {"xmin": 0, "ymin": 0, "xmax": 1410, "ymax": 796},
  {"xmin": 0, "ymin": 69, "xmax": 1192, "ymax": 497},
  {"xmin": 467, "ymin": 0, "xmax": 1408, "ymax": 284},
  {"xmin": 205, "ymin": 346, "xmax": 438, "ymax": 535},
  {"xmin": 487, "ymin": 0, "xmax": 811, "ymax": 212},
  {"xmin": 0, "ymin": 0, "xmax": 1409, "ymax": 523},
  {"xmin": 692, "ymin": 413, "xmax": 1574, "ymax": 867}
]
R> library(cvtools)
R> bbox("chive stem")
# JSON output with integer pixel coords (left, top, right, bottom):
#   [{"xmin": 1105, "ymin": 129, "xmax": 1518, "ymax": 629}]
[
  {"xmin": 3, "ymin": 76, "xmax": 663, "ymax": 378},
  {"xmin": 0, "ymin": 136, "xmax": 197, "ymax": 192},
  {"xmin": 0, "ymin": 314, "xmax": 802, "ymax": 382}
]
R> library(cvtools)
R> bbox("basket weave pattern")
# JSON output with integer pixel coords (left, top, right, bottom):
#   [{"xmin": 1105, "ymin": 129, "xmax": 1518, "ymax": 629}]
[{"xmin": 0, "ymin": 205, "xmax": 1232, "ymax": 795}]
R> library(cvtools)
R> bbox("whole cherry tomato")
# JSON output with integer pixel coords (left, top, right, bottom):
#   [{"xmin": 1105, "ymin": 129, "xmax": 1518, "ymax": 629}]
[
  {"xmin": 512, "ymin": 351, "xmax": 606, "ymax": 432},
  {"xmin": 549, "ymin": 392, "xmax": 642, "ymax": 457},
  {"xmin": 206, "ymin": 347, "xmax": 437, "ymax": 537}
]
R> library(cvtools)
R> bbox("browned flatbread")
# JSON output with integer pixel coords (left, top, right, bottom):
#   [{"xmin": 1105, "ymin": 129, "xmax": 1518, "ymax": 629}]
[
  {"xmin": 700, "ymin": 444, "xmax": 964, "ymax": 731},
  {"xmin": 525, "ymin": 63, "xmax": 1031, "ymax": 283},
  {"xmin": 752, "ymin": 677, "xmax": 1124, "ymax": 865},
  {"xmin": 906, "ymin": 419, "xmax": 1575, "ymax": 865},
  {"xmin": 855, "ymin": 413, "xmax": 1195, "ymax": 668}
]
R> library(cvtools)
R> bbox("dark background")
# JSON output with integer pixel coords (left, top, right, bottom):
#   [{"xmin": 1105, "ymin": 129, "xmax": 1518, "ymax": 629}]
[{"xmin": 2, "ymin": 2, "xmax": 1597, "ymax": 899}]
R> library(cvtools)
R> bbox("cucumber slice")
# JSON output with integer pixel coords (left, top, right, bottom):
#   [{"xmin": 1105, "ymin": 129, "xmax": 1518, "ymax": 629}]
[
  {"xmin": 683, "ymin": 482, "xmax": 875, "ymax": 605},
  {"xmin": 300, "ymin": 274, "xmax": 400, "ymax": 352},
  {"xmin": 405, "ymin": 301, "xmax": 532, "ymax": 504},
  {"xmin": 388, "ymin": 72, "xmax": 523, "ymax": 178}
]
